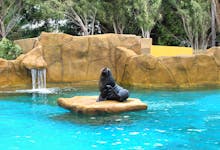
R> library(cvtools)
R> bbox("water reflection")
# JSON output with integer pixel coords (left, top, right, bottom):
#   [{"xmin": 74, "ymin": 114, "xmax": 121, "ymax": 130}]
[{"xmin": 50, "ymin": 110, "xmax": 148, "ymax": 126}]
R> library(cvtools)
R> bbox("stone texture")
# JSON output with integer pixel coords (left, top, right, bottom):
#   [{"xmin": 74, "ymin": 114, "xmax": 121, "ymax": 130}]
[
  {"xmin": 0, "ymin": 58, "xmax": 30, "ymax": 89},
  {"xmin": 57, "ymin": 96, "xmax": 147, "ymax": 115},
  {"xmin": 21, "ymin": 46, "xmax": 47, "ymax": 69},
  {"xmin": 1, "ymin": 32, "xmax": 220, "ymax": 89},
  {"xmin": 141, "ymin": 38, "xmax": 152, "ymax": 54},
  {"xmin": 37, "ymin": 33, "xmax": 141, "ymax": 83},
  {"xmin": 14, "ymin": 38, "xmax": 39, "ymax": 54},
  {"xmin": 0, "ymin": 58, "xmax": 9, "ymax": 85},
  {"xmin": 115, "ymin": 47, "xmax": 137, "ymax": 82},
  {"xmin": 123, "ymin": 52, "xmax": 220, "ymax": 88},
  {"xmin": 212, "ymin": 47, "xmax": 220, "ymax": 66}
]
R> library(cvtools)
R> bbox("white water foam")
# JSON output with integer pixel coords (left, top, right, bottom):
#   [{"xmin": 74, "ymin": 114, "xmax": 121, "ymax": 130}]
[{"xmin": 15, "ymin": 88, "xmax": 58, "ymax": 94}]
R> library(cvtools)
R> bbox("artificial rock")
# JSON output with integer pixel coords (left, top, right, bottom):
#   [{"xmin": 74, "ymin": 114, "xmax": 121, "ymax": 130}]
[{"xmin": 0, "ymin": 32, "xmax": 220, "ymax": 89}]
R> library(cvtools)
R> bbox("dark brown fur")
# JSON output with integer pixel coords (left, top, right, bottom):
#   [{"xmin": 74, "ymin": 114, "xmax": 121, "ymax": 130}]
[{"xmin": 97, "ymin": 67, "xmax": 129, "ymax": 102}]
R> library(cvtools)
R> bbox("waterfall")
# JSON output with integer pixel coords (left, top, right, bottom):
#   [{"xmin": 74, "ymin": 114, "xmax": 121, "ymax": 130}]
[{"xmin": 31, "ymin": 68, "xmax": 46, "ymax": 89}]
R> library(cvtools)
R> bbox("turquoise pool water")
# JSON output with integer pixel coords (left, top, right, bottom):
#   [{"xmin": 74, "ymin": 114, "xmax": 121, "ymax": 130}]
[{"xmin": 0, "ymin": 88, "xmax": 220, "ymax": 150}]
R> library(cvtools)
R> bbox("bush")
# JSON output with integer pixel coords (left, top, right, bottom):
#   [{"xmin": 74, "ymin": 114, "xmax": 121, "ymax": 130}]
[{"xmin": 0, "ymin": 38, "xmax": 23, "ymax": 60}]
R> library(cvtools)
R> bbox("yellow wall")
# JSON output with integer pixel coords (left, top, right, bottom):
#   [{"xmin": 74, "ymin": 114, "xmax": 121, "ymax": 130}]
[{"xmin": 151, "ymin": 45, "xmax": 193, "ymax": 57}]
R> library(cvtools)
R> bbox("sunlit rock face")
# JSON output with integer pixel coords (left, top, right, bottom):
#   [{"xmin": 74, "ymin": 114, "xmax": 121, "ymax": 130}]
[
  {"xmin": 1, "ymin": 32, "xmax": 220, "ymax": 89},
  {"xmin": 122, "ymin": 52, "xmax": 220, "ymax": 88},
  {"xmin": 37, "ymin": 33, "xmax": 141, "ymax": 83},
  {"xmin": 21, "ymin": 45, "xmax": 47, "ymax": 69},
  {"xmin": 0, "ymin": 58, "xmax": 30, "ymax": 88},
  {"xmin": 14, "ymin": 37, "xmax": 39, "ymax": 54}
]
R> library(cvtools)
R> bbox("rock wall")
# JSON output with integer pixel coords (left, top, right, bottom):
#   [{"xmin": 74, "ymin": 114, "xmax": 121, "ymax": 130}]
[
  {"xmin": 141, "ymin": 38, "xmax": 152, "ymax": 54},
  {"xmin": 36, "ymin": 33, "xmax": 141, "ymax": 83},
  {"xmin": 1, "ymin": 32, "xmax": 220, "ymax": 89},
  {"xmin": 0, "ymin": 57, "xmax": 30, "ymax": 89},
  {"xmin": 14, "ymin": 38, "xmax": 39, "ymax": 54},
  {"xmin": 118, "ymin": 51, "xmax": 220, "ymax": 88}
]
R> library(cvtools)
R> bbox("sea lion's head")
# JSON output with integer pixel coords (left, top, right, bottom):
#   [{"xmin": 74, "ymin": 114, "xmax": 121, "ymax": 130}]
[
  {"xmin": 99, "ymin": 67, "xmax": 115, "ymax": 91},
  {"xmin": 101, "ymin": 67, "xmax": 111, "ymax": 77}
]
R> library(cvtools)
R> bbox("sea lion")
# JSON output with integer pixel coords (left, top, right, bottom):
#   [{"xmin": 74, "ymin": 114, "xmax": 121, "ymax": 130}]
[{"xmin": 97, "ymin": 67, "xmax": 129, "ymax": 102}]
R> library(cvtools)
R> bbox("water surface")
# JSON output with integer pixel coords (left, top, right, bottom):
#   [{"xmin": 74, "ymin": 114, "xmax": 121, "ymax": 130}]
[{"xmin": 0, "ymin": 88, "xmax": 220, "ymax": 150}]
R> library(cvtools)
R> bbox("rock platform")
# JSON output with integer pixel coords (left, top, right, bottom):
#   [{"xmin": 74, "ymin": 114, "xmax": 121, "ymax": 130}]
[{"xmin": 57, "ymin": 96, "xmax": 147, "ymax": 115}]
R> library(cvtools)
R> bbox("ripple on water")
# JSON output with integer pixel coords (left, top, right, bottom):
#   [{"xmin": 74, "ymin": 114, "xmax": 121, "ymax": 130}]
[
  {"xmin": 90, "ymin": 117, "xmax": 96, "ymax": 120},
  {"xmin": 205, "ymin": 115, "xmax": 220, "ymax": 121},
  {"xmin": 155, "ymin": 129, "xmax": 166, "ymax": 133},
  {"xmin": 144, "ymin": 142, "xmax": 150, "ymax": 146},
  {"xmin": 1, "ymin": 88, "xmax": 220, "ymax": 150},
  {"xmin": 133, "ymin": 146, "xmax": 144, "ymax": 150},
  {"xmin": 149, "ymin": 101, "xmax": 195, "ymax": 110},
  {"xmin": 112, "ymin": 141, "xmax": 122, "ymax": 145},
  {"xmin": 115, "ymin": 118, "xmax": 122, "ymax": 122},
  {"xmin": 129, "ymin": 132, "xmax": 140, "ymax": 135},
  {"xmin": 123, "ymin": 115, "xmax": 130, "ymax": 118},
  {"xmin": 187, "ymin": 128, "xmax": 206, "ymax": 133},
  {"xmin": 116, "ymin": 127, "xmax": 124, "ymax": 131},
  {"xmin": 123, "ymin": 138, "xmax": 130, "ymax": 141},
  {"xmin": 144, "ymin": 128, "xmax": 150, "ymax": 131},
  {"xmin": 153, "ymin": 143, "xmax": 163, "ymax": 147},
  {"xmin": 96, "ymin": 140, "xmax": 107, "ymax": 144}
]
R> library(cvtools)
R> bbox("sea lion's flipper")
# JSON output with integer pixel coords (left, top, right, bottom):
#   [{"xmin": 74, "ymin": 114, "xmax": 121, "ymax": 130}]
[
  {"xmin": 97, "ymin": 95, "xmax": 106, "ymax": 102},
  {"xmin": 117, "ymin": 89, "xmax": 129, "ymax": 102},
  {"xmin": 97, "ymin": 87, "xmax": 109, "ymax": 102},
  {"xmin": 106, "ymin": 85, "xmax": 129, "ymax": 102},
  {"xmin": 106, "ymin": 85, "xmax": 120, "ymax": 100}
]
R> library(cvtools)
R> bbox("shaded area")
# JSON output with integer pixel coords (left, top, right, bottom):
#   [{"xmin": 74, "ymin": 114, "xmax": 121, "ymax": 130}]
[{"xmin": 50, "ymin": 111, "xmax": 147, "ymax": 126}]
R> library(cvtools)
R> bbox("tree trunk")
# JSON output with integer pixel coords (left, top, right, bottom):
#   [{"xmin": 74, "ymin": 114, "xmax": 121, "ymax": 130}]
[
  {"xmin": 0, "ymin": 0, "xmax": 23, "ymax": 38},
  {"xmin": 0, "ymin": 21, "xmax": 6, "ymax": 38},
  {"xmin": 65, "ymin": 9, "xmax": 91, "ymax": 36},
  {"xmin": 113, "ymin": 20, "xmax": 124, "ymax": 34},
  {"xmin": 141, "ymin": 27, "xmax": 150, "ymax": 38},
  {"xmin": 146, "ymin": 31, "xmax": 150, "ymax": 38},
  {"xmin": 81, "ymin": 25, "xmax": 89, "ymax": 36},
  {"xmin": 91, "ymin": 17, "xmax": 95, "ymax": 35},
  {"xmin": 113, "ymin": 21, "xmax": 118, "ymax": 34},
  {"xmin": 211, "ymin": 0, "xmax": 216, "ymax": 46},
  {"xmin": 91, "ymin": 11, "xmax": 97, "ymax": 35},
  {"xmin": 118, "ymin": 25, "xmax": 124, "ymax": 34},
  {"xmin": 215, "ymin": 0, "xmax": 220, "ymax": 32}
]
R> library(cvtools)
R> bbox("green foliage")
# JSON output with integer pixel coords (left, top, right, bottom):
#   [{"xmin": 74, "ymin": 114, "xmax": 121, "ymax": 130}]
[
  {"xmin": 1, "ymin": 0, "xmax": 216, "ymax": 48},
  {"xmin": 59, "ymin": 20, "xmax": 81, "ymax": 35},
  {"xmin": 133, "ymin": 0, "xmax": 162, "ymax": 37},
  {"xmin": 155, "ymin": 0, "xmax": 187, "ymax": 46},
  {"xmin": 99, "ymin": 0, "xmax": 133, "ymax": 33},
  {"xmin": 0, "ymin": 0, "xmax": 63, "ymax": 39},
  {"xmin": 22, "ymin": 0, "xmax": 63, "ymax": 22},
  {"xmin": 56, "ymin": 0, "xmax": 101, "ymax": 35},
  {"xmin": 19, "ymin": 0, "xmax": 64, "ymax": 36},
  {"xmin": 0, "ymin": 38, "xmax": 22, "ymax": 60},
  {"xmin": 171, "ymin": 0, "xmax": 211, "ymax": 51},
  {"xmin": 0, "ymin": 0, "xmax": 23, "ymax": 38},
  {"xmin": 8, "ymin": 20, "xmax": 59, "ymax": 40}
]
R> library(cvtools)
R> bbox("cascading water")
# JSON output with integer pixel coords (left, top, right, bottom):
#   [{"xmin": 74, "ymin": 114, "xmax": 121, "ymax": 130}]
[
  {"xmin": 15, "ymin": 68, "xmax": 57, "ymax": 94},
  {"xmin": 31, "ymin": 68, "xmax": 47, "ymax": 89}
]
